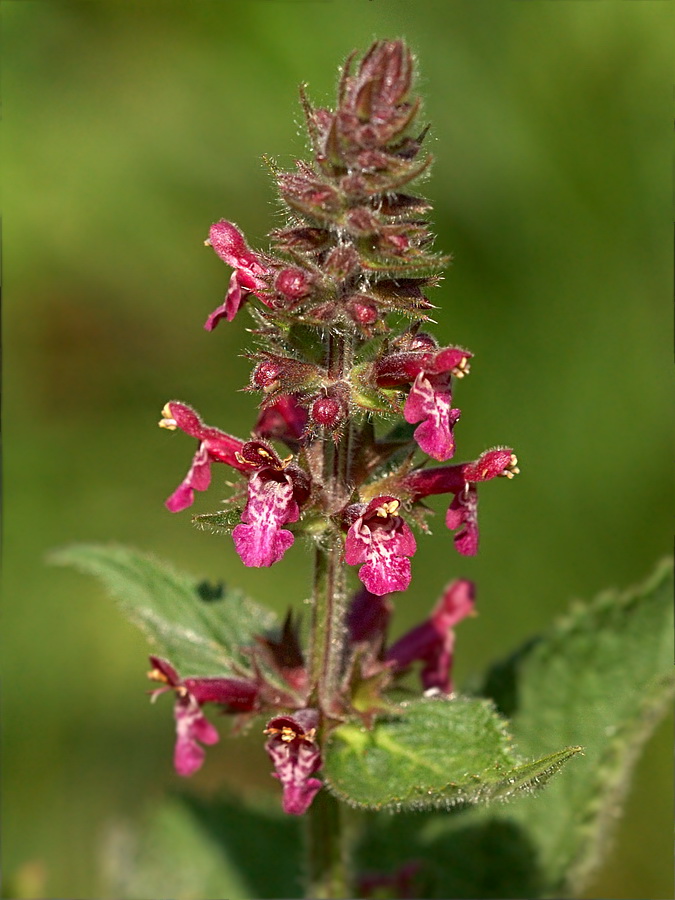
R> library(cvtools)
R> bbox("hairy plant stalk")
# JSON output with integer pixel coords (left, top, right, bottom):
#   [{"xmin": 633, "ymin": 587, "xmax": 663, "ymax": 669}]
[
  {"xmin": 305, "ymin": 329, "xmax": 356, "ymax": 897},
  {"xmin": 305, "ymin": 789, "xmax": 349, "ymax": 899}
]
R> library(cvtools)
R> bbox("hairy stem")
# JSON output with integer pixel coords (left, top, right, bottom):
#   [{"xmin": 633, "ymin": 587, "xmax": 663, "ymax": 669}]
[
  {"xmin": 305, "ymin": 329, "xmax": 356, "ymax": 898},
  {"xmin": 305, "ymin": 790, "xmax": 349, "ymax": 899}
]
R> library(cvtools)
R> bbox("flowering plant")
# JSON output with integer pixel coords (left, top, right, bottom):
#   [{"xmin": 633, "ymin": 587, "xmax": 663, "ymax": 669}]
[{"xmin": 54, "ymin": 40, "xmax": 673, "ymax": 900}]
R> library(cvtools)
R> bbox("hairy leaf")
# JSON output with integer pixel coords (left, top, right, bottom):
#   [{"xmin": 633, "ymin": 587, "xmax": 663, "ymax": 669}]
[
  {"xmin": 324, "ymin": 697, "xmax": 580, "ymax": 811},
  {"xmin": 482, "ymin": 557, "xmax": 675, "ymax": 896},
  {"xmin": 355, "ymin": 559, "xmax": 674, "ymax": 898},
  {"xmin": 50, "ymin": 544, "xmax": 276, "ymax": 677}
]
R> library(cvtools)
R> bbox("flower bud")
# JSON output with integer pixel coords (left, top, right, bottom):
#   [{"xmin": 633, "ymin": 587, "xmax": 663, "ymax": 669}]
[
  {"xmin": 312, "ymin": 396, "xmax": 344, "ymax": 429},
  {"xmin": 406, "ymin": 331, "xmax": 437, "ymax": 351},
  {"xmin": 347, "ymin": 297, "xmax": 379, "ymax": 327},
  {"xmin": 253, "ymin": 361, "xmax": 282, "ymax": 390},
  {"xmin": 275, "ymin": 267, "xmax": 312, "ymax": 301}
]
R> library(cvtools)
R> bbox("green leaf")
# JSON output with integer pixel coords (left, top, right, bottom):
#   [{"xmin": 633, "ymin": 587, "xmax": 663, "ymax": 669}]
[
  {"xmin": 481, "ymin": 557, "xmax": 675, "ymax": 897},
  {"xmin": 49, "ymin": 543, "xmax": 276, "ymax": 677},
  {"xmin": 102, "ymin": 793, "xmax": 302, "ymax": 900},
  {"xmin": 324, "ymin": 697, "xmax": 580, "ymax": 811},
  {"xmin": 355, "ymin": 559, "xmax": 674, "ymax": 898}
]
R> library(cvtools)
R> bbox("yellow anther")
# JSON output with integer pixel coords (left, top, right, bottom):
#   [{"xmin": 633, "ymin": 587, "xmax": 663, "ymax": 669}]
[
  {"xmin": 375, "ymin": 499, "xmax": 400, "ymax": 518},
  {"xmin": 158, "ymin": 403, "xmax": 178, "ymax": 430},
  {"xmin": 258, "ymin": 448, "xmax": 271, "ymax": 458},
  {"xmin": 501, "ymin": 454, "xmax": 520, "ymax": 479},
  {"xmin": 147, "ymin": 667, "xmax": 169, "ymax": 684},
  {"xmin": 453, "ymin": 357, "xmax": 470, "ymax": 378}
]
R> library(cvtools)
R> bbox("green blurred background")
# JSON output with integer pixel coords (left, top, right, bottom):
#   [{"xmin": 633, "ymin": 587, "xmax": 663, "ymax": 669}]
[{"xmin": 4, "ymin": 1, "xmax": 673, "ymax": 897}]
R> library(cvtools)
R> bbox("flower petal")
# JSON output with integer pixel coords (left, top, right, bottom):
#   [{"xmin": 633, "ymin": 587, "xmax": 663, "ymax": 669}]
[
  {"xmin": 386, "ymin": 579, "xmax": 475, "ymax": 693},
  {"xmin": 404, "ymin": 372, "xmax": 460, "ymax": 461},
  {"xmin": 205, "ymin": 221, "xmax": 268, "ymax": 327},
  {"xmin": 346, "ymin": 499, "xmax": 416, "ymax": 595},
  {"xmin": 232, "ymin": 471, "xmax": 299, "ymax": 567},
  {"xmin": 445, "ymin": 487, "xmax": 479, "ymax": 556},
  {"xmin": 173, "ymin": 697, "xmax": 219, "ymax": 777},
  {"xmin": 265, "ymin": 710, "xmax": 322, "ymax": 816},
  {"xmin": 165, "ymin": 444, "xmax": 211, "ymax": 512}
]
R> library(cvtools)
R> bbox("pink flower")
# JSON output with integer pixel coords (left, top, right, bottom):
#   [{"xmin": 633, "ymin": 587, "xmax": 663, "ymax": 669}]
[
  {"xmin": 204, "ymin": 220, "xmax": 269, "ymax": 328},
  {"xmin": 230, "ymin": 441, "xmax": 310, "ymax": 568},
  {"xmin": 404, "ymin": 371, "xmax": 461, "ymax": 461},
  {"xmin": 254, "ymin": 395, "xmax": 309, "ymax": 448},
  {"xmin": 159, "ymin": 401, "xmax": 251, "ymax": 512},
  {"xmin": 345, "ymin": 497, "xmax": 417, "ymax": 595},
  {"xmin": 386, "ymin": 579, "xmax": 475, "ymax": 693},
  {"xmin": 375, "ymin": 345, "xmax": 471, "ymax": 461},
  {"xmin": 264, "ymin": 709, "xmax": 323, "ymax": 815},
  {"xmin": 232, "ymin": 469, "xmax": 300, "ymax": 568},
  {"xmin": 404, "ymin": 449, "xmax": 519, "ymax": 556},
  {"xmin": 148, "ymin": 656, "xmax": 259, "ymax": 776},
  {"xmin": 346, "ymin": 587, "xmax": 393, "ymax": 645}
]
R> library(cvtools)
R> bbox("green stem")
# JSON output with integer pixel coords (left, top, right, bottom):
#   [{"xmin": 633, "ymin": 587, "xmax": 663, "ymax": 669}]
[
  {"xmin": 305, "ymin": 790, "xmax": 349, "ymax": 899},
  {"xmin": 304, "ymin": 329, "xmax": 356, "ymax": 899}
]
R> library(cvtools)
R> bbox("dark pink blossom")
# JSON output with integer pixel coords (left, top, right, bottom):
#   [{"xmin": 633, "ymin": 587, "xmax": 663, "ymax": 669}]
[
  {"xmin": 404, "ymin": 372, "xmax": 461, "ymax": 460},
  {"xmin": 386, "ymin": 579, "xmax": 475, "ymax": 692},
  {"xmin": 254, "ymin": 395, "xmax": 309, "ymax": 447},
  {"xmin": 346, "ymin": 587, "xmax": 393, "ymax": 645},
  {"xmin": 204, "ymin": 220, "xmax": 269, "ymax": 328},
  {"xmin": 159, "ymin": 401, "xmax": 251, "ymax": 512},
  {"xmin": 404, "ymin": 449, "xmax": 519, "ymax": 556},
  {"xmin": 148, "ymin": 655, "xmax": 259, "ymax": 777},
  {"xmin": 345, "ymin": 497, "xmax": 417, "ymax": 595},
  {"xmin": 232, "ymin": 469, "xmax": 300, "ymax": 567},
  {"xmin": 264, "ymin": 708, "xmax": 322, "ymax": 815},
  {"xmin": 375, "ymin": 345, "xmax": 471, "ymax": 461}
]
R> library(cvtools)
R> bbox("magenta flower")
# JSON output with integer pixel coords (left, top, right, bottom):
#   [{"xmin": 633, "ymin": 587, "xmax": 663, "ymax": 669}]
[
  {"xmin": 346, "ymin": 586, "xmax": 393, "ymax": 645},
  {"xmin": 159, "ymin": 401, "xmax": 252, "ymax": 512},
  {"xmin": 148, "ymin": 656, "xmax": 259, "ymax": 776},
  {"xmin": 375, "ymin": 345, "xmax": 471, "ymax": 460},
  {"xmin": 233, "ymin": 468, "xmax": 300, "ymax": 567},
  {"xmin": 264, "ymin": 708, "xmax": 323, "ymax": 815},
  {"xmin": 254, "ymin": 395, "xmax": 309, "ymax": 448},
  {"xmin": 345, "ymin": 497, "xmax": 417, "ymax": 595},
  {"xmin": 404, "ymin": 449, "xmax": 519, "ymax": 556},
  {"xmin": 386, "ymin": 579, "xmax": 475, "ymax": 693},
  {"xmin": 204, "ymin": 220, "xmax": 269, "ymax": 328}
]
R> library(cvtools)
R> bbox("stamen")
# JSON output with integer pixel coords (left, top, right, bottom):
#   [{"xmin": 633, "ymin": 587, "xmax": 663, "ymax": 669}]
[
  {"xmin": 147, "ymin": 668, "xmax": 170, "ymax": 684},
  {"xmin": 375, "ymin": 499, "xmax": 400, "ymax": 517},
  {"xmin": 501, "ymin": 454, "xmax": 520, "ymax": 478},
  {"xmin": 159, "ymin": 404, "xmax": 178, "ymax": 430}
]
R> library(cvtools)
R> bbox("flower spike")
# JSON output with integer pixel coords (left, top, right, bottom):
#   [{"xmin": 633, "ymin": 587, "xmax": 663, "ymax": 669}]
[{"xmin": 150, "ymin": 40, "xmax": 522, "ymax": 818}]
